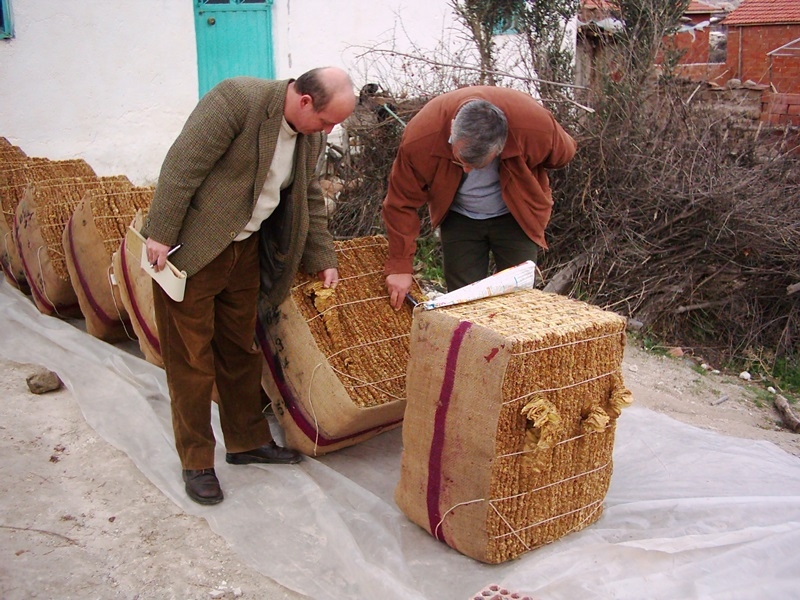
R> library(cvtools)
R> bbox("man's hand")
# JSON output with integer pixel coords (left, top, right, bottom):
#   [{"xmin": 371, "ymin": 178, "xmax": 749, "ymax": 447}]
[
  {"xmin": 386, "ymin": 273, "xmax": 413, "ymax": 311},
  {"xmin": 318, "ymin": 268, "xmax": 339, "ymax": 289},
  {"xmin": 145, "ymin": 238, "xmax": 171, "ymax": 272}
]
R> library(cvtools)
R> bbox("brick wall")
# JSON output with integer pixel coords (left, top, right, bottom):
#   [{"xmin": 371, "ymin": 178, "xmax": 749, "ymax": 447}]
[
  {"xmin": 674, "ymin": 62, "xmax": 729, "ymax": 82},
  {"xmin": 667, "ymin": 27, "xmax": 712, "ymax": 64},
  {"xmin": 761, "ymin": 91, "xmax": 800, "ymax": 126},
  {"xmin": 659, "ymin": 15, "xmax": 714, "ymax": 66},
  {"xmin": 726, "ymin": 24, "xmax": 800, "ymax": 94}
]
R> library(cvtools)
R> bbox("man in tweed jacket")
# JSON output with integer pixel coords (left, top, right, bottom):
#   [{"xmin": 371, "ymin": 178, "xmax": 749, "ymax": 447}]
[{"xmin": 141, "ymin": 67, "xmax": 356, "ymax": 505}]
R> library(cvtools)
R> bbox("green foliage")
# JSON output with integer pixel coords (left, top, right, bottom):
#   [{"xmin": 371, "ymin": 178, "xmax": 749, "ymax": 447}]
[
  {"xmin": 516, "ymin": 0, "xmax": 579, "ymax": 105},
  {"xmin": 450, "ymin": 0, "xmax": 522, "ymax": 83},
  {"xmin": 690, "ymin": 362, "xmax": 707, "ymax": 376},
  {"xmin": 772, "ymin": 358, "xmax": 800, "ymax": 394},
  {"xmin": 414, "ymin": 233, "xmax": 446, "ymax": 292},
  {"xmin": 638, "ymin": 334, "xmax": 669, "ymax": 356},
  {"xmin": 746, "ymin": 356, "xmax": 800, "ymax": 399},
  {"xmin": 595, "ymin": 0, "xmax": 692, "ymax": 104}
]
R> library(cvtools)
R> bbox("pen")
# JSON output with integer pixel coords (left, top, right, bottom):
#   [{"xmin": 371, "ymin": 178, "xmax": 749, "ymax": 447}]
[{"xmin": 151, "ymin": 244, "xmax": 181, "ymax": 267}]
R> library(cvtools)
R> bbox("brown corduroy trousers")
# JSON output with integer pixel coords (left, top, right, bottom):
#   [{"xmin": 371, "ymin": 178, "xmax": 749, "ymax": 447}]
[{"xmin": 152, "ymin": 234, "xmax": 272, "ymax": 470}]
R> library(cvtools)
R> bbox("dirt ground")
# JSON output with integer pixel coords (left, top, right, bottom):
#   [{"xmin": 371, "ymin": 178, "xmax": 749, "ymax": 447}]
[{"xmin": 1, "ymin": 340, "xmax": 798, "ymax": 600}]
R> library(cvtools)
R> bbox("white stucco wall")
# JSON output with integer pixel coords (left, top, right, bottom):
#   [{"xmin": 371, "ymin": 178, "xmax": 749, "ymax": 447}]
[
  {"xmin": 273, "ymin": 0, "xmax": 458, "ymax": 81},
  {"xmin": 0, "ymin": 1, "xmax": 198, "ymax": 185},
  {"xmin": 0, "ymin": 1, "xmax": 458, "ymax": 184}
]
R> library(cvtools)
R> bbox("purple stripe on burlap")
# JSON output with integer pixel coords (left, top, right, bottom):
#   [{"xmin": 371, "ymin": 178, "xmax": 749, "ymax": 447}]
[
  {"xmin": 427, "ymin": 320, "xmax": 472, "ymax": 541},
  {"xmin": 119, "ymin": 236, "xmax": 160, "ymax": 353},
  {"xmin": 65, "ymin": 217, "xmax": 118, "ymax": 327},
  {"xmin": 0, "ymin": 259, "xmax": 20, "ymax": 286},
  {"xmin": 1, "ymin": 235, "xmax": 30, "ymax": 293},
  {"xmin": 254, "ymin": 318, "xmax": 403, "ymax": 446}
]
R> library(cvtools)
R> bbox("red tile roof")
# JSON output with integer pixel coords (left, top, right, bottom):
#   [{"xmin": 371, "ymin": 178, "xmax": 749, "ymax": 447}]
[
  {"xmin": 723, "ymin": 0, "xmax": 800, "ymax": 26},
  {"xmin": 583, "ymin": 0, "xmax": 613, "ymax": 9},
  {"xmin": 686, "ymin": 1, "xmax": 718, "ymax": 14},
  {"xmin": 583, "ymin": 0, "xmax": 719, "ymax": 15}
]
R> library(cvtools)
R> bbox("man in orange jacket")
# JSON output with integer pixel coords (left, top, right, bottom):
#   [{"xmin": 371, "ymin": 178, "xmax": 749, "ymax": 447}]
[{"xmin": 382, "ymin": 86, "xmax": 577, "ymax": 310}]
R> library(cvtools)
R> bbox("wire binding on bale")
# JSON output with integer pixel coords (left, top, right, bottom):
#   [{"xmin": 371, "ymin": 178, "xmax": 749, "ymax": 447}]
[
  {"xmin": 25, "ymin": 176, "xmax": 132, "ymax": 280},
  {"xmin": 288, "ymin": 236, "xmax": 422, "ymax": 409},
  {"xmin": 397, "ymin": 289, "xmax": 633, "ymax": 563}
]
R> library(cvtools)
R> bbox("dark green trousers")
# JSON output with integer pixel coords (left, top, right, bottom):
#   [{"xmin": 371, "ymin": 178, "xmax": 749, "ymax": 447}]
[{"xmin": 439, "ymin": 211, "xmax": 539, "ymax": 291}]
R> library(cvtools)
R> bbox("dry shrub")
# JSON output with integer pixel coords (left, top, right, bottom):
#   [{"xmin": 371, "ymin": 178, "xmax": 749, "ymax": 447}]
[
  {"xmin": 328, "ymin": 92, "xmax": 427, "ymax": 240},
  {"xmin": 543, "ymin": 80, "xmax": 800, "ymax": 366}
]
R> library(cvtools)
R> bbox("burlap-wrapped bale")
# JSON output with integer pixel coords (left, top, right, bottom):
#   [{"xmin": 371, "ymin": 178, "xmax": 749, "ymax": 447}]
[
  {"xmin": 63, "ymin": 186, "xmax": 153, "ymax": 342},
  {"xmin": 14, "ymin": 175, "xmax": 131, "ymax": 317},
  {"xmin": 0, "ymin": 142, "xmax": 26, "ymax": 287},
  {"xmin": 0, "ymin": 138, "xmax": 26, "ymax": 161},
  {"xmin": 258, "ymin": 235, "xmax": 422, "ymax": 456},
  {"xmin": 1, "ymin": 158, "xmax": 95, "ymax": 293},
  {"xmin": 0, "ymin": 171, "xmax": 27, "ymax": 291},
  {"xmin": 111, "ymin": 211, "xmax": 163, "ymax": 367},
  {"xmin": 395, "ymin": 289, "xmax": 633, "ymax": 564}
]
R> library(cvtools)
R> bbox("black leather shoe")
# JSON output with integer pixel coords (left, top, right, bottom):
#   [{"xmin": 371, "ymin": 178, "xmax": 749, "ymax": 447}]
[
  {"xmin": 225, "ymin": 441, "xmax": 302, "ymax": 465},
  {"xmin": 182, "ymin": 468, "xmax": 224, "ymax": 505}
]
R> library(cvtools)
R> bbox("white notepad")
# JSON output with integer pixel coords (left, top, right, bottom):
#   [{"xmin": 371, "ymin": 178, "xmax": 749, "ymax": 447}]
[{"xmin": 126, "ymin": 226, "xmax": 187, "ymax": 302}]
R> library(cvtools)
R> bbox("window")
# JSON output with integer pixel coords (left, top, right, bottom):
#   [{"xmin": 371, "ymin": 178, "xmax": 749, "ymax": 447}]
[
  {"xmin": 493, "ymin": 15, "xmax": 519, "ymax": 36},
  {"xmin": 708, "ymin": 23, "xmax": 727, "ymax": 64},
  {"xmin": 1, "ymin": 0, "xmax": 13, "ymax": 39}
]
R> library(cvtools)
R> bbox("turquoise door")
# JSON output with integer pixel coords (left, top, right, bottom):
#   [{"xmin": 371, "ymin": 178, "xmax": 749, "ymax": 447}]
[{"xmin": 194, "ymin": 0, "xmax": 275, "ymax": 97}]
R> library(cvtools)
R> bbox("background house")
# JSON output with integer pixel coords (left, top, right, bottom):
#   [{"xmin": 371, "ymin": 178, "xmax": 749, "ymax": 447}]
[
  {"xmin": 722, "ymin": 0, "xmax": 800, "ymax": 125},
  {"xmin": 668, "ymin": 0, "xmax": 731, "ymax": 82},
  {"xmin": 671, "ymin": 1, "xmax": 719, "ymax": 64},
  {"xmin": 722, "ymin": 0, "xmax": 800, "ymax": 94},
  {"xmin": 575, "ymin": 0, "xmax": 800, "ymax": 126},
  {"xmin": 0, "ymin": 0, "xmax": 460, "ymax": 185}
]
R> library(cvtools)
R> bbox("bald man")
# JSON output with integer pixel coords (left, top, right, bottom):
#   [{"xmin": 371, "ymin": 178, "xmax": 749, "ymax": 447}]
[{"xmin": 142, "ymin": 67, "xmax": 356, "ymax": 505}]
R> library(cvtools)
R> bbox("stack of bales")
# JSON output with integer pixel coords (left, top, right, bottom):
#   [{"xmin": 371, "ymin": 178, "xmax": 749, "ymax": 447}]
[
  {"xmin": 259, "ymin": 235, "xmax": 423, "ymax": 456},
  {"xmin": 64, "ymin": 186, "xmax": 154, "ymax": 342},
  {"xmin": 14, "ymin": 174, "xmax": 133, "ymax": 317},
  {"xmin": 0, "ymin": 141, "xmax": 160, "ymax": 355},
  {"xmin": 395, "ymin": 289, "xmax": 633, "ymax": 563},
  {"xmin": 1, "ymin": 156, "xmax": 96, "ymax": 294}
]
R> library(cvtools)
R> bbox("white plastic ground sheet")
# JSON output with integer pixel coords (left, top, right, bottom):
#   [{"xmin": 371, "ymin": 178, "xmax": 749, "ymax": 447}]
[{"xmin": 2, "ymin": 277, "xmax": 800, "ymax": 600}]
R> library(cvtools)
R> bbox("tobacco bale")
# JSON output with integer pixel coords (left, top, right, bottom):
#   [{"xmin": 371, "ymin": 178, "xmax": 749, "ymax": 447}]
[
  {"xmin": 64, "ymin": 186, "xmax": 153, "ymax": 341},
  {"xmin": 0, "ymin": 158, "xmax": 96, "ymax": 211},
  {"xmin": 14, "ymin": 176, "xmax": 132, "ymax": 317},
  {"xmin": 1, "ymin": 158, "xmax": 96, "ymax": 293},
  {"xmin": 0, "ymin": 138, "xmax": 26, "ymax": 162},
  {"xmin": 395, "ymin": 289, "xmax": 632, "ymax": 563},
  {"xmin": 0, "ymin": 206, "xmax": 29, "ymax": 293},
  {"xmin": 259, "ymin": 235, "xmax": 423, "ymax": 455},
  {"xmin": 0, "ymin": 159, "xmax": 44, "ymax": 291}
]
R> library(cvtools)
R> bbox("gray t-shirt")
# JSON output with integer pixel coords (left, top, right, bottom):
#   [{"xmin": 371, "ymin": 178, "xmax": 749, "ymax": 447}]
[{"xmin": 450, "ymin": 156, "xmax": 508, "ymax": 220}]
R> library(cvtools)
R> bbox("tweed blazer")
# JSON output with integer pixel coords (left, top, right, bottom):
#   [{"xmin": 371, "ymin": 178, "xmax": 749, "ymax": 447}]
[{"xmin": 141, "ymin": 77, "xmax": 337, "ymax": 306}]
